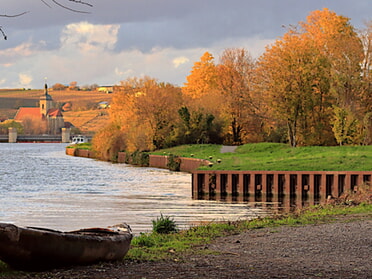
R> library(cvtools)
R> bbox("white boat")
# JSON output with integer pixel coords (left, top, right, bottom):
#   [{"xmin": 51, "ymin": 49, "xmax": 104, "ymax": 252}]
[{"xmin": 71, "ymin": 135, "xmax": 89, "ymax": 144}]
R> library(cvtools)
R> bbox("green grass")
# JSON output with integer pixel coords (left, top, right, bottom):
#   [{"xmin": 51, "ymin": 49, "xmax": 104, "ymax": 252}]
[
  {"xmin": 66, "ymin": 142, "xmax": 92, "ymax": 150},
  {"xmin": 151, "ymin": 143, "xmax": 372, "ymax": 171},
  {"xmin": 126, "ymin": 203, "xmax": 371, "ymax": 262},
  {"xmin": 0, "ymin": 203, "xmax": 370, "ymax": 271}
]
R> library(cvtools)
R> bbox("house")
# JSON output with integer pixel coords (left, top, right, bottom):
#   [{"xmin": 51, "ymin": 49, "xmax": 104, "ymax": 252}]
[
  {"xmin": 14, "ymin": 83, "xmax": 65, "ymax": 135},
  {"xmin": 97, "ymin": 86, "xmax": 113, "ymax": 94}
]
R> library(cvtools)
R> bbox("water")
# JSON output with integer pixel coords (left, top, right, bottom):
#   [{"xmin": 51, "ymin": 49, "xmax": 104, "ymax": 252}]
[{"xmin": 0, "ymin": 143, "xmax": 271, "ymax": 234}]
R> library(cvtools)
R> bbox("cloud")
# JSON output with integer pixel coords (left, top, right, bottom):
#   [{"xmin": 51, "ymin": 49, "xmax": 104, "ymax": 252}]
[
  {"xmin": 18, "ymin": 73, "xmax": 33, "ymax": 88},
  {"xmin": 61, "ymin": 22, "xmax": 120, "ymax": 53},
  {"xmin": 0, "ymin": 43, "xmax": 35, "ymax": 65},
  {"xmin": 173, "ymin": 57, "xmax": 190, "ymax": 68},
  {"xmin": 0, "ymin": 0, "xmax": 370, "ymax": 89}
]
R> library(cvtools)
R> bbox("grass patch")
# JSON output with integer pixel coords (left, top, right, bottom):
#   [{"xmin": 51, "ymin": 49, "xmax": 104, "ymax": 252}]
[
  {"xmin": 66, "ymin": 142, "xmax": 92, "ymax": 150},
  {"xmin": 126, "ymin": 203, "xmax": 371, "ymax": 262},
  {"xmin": 151, "ymin": 143, "xmax": 372, "ymax": 171}
]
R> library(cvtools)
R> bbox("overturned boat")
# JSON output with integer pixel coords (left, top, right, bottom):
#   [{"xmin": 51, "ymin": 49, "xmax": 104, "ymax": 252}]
[{"xmin": 0, "ymin": 223, "xmax": 133, "ymax": 270}]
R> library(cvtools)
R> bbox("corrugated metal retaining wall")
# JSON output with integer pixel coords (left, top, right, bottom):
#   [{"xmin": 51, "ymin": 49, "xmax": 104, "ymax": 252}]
[{"xmin": 192, "ymin": 170, "xmax": 372, "ymax": 199}]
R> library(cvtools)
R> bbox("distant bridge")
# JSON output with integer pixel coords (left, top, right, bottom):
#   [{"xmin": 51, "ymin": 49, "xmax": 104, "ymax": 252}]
[
  {"xmin": 0, "ymin": 134, "xmax": 62, "ymax": 143},
  {"xmin": 0, "ymin": 134, "xmax": 92, "ymax": 143}
]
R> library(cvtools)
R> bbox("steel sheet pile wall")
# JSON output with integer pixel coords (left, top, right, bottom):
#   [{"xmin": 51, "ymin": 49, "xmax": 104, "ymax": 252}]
[{"xmin": 192, "ymin": 170, "xmax": 372, "ymax": 199}]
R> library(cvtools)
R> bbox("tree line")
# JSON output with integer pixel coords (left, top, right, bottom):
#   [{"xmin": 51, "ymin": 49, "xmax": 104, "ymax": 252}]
[{"xmin": 93, "ymin": 9, "xmax": 371, "ymax": 160}]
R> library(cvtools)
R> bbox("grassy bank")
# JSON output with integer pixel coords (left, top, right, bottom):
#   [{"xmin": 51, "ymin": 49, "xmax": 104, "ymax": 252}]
[
  {"xmin": 126, "ymin": 202, "xmax": 371, "ymax": 262},
  {"xmin": 1, "ymin": 172, "xmax": 371, "ymax": 276},
  {"xmin": 66, "ymin": 142, "xmax": 92, "ymax": 150},
  {"xmin": 151, "ymin": 143, "xmax": 372, "ymax": 171}
]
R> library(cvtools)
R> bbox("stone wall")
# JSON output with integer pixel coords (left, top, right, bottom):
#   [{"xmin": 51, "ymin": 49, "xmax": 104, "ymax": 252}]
[
  {"xmin": 68, "ymin": 149, "xmax": 209, "ymax": 172},
  {"xmin": 66, "ymin": 148, "xmax": 95, "ymax": 158}
]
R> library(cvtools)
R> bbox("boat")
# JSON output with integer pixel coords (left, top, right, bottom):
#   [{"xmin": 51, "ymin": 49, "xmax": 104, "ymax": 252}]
[
  {"xmin": 70, "ymin": 135, "xmax": 89, "ymax": 144},
  {"xmin": 0, "ymin": 223, "xmax": 133, "ymax": 270}
]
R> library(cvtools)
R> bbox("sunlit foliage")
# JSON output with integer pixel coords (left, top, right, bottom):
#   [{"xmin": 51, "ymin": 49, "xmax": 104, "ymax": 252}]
[{"xmin": 93, "ymin": 9, "xmax": 371, "ymax": 157}]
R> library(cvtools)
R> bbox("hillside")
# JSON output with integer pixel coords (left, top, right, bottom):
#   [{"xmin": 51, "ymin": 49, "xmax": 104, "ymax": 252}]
[{"xmin": 0, "ymin": 89, "xmax": 112, "ymax": 133}]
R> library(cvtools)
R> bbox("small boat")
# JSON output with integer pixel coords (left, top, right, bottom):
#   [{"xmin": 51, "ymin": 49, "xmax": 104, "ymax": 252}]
[
  {"xmin": 0, "ymin": 223, "xmax": 133, "ymax": 270},
  {"xmin": 71, "ymin": 135, "xmax": 89, "ymax": 144}
]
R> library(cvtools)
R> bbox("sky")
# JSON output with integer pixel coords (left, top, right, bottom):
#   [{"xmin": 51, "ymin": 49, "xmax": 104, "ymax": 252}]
[{"xmin": 0, "ymin": 0, "xmax": 371, "ymax": 89}]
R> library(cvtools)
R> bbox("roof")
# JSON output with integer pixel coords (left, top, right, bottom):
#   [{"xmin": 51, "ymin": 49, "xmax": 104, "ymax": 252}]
[
  {"xmin": 47, "ymin": 108, "xmax": 63, "ymax": 117},
  {"xmin": 14, "ymin": 108, "xmax": 41, "ymax": 120}
]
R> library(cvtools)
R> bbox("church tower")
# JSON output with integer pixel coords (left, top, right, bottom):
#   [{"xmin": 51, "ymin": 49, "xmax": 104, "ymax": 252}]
[{"xmin": 40, "ymin": 82, "xmax": 53, "ymax": 116}]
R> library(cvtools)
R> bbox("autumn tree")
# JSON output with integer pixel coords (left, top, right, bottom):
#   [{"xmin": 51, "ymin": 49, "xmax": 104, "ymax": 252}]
[
  {"xmin": 0, "ymin": 120, "xmax": 24, "ymax": 135},
  {"xmin": 257, "ymin": 8, "xmax": 365, "ymax": 146},
  {"xmin": 69, "ymin": 81, "xmax": 78, "ymax": 90},
  {"xmin": 300, "ymin": 9, "xmax": 365, "ymax": 145},
  {"xmin": 258, "ymin": 28, "xmax": 333, "ymax": 146},
  {"xmin": 182, "ymin": 52, "xmax": 229, "ymax": 141},
  {"xmin": 108, "ymin": 76, "xmax": 183, "ymax": 151},
  {"xmin": 183, "ymin": 52, "xmax": 218, "ymax": 99},
  {"xmin": 52, "ymin": 83, "xmax": 67, "ymax": 90},
  {"xmin": 215, "ymin": 48, "xmax": 261, "ymax": 144},
  {"xmin": 359, "ymin": 20, "xmax": 372, "ymax": 144},
  {"xmin": 22, "ymin": 116, "xmax": 47, "ymax": 134}
]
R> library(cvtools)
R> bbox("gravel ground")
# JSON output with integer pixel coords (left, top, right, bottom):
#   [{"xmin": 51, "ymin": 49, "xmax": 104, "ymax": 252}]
[{"xmin": 3, "ymin": 213, "xmax": 371, "ymax": 279}]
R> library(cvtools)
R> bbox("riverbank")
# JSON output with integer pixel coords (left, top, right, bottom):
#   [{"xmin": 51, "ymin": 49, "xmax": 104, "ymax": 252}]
[
  {"xmin": 2, "ymin": 185, "xmax": 371, "ymax": 278},
  {"xmin": 67, "ymin": 143, "xmax": 372, "ymax": 171},
  {"xmin": 3, "ymin": 212, "xmax": 371, "ymax": 279}
]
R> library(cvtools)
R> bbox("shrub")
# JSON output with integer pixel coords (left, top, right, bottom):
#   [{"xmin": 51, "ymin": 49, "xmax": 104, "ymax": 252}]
[
  {"xmin": 130, "ymin": 150, "xmax": 150, "ymax": 166},
  {"xmin": 167, "ymin": 154, "xmax": 181, "ymax": 171},
  {"xmin": 152, "ymin": 214, "xmax": 179, "ymax": 234}
]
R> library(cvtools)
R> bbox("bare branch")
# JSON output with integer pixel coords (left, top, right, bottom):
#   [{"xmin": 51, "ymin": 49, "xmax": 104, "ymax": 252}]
[
  {"xmin": 41, "ymin": 0, "xmax": 52, "ymax": 8},
  {"xmin": 50, "ymin": 0, "xmax": 92, "ymax": 14},
  {"xmin": 68, "ymin": 0, "xmax": 93, "ymax": 8},
  {"xmin": 0, "ymin": 1, "xmax": 93, "ymax": 40},
  {"xmin": 0, "ymin": 11, "xmax": 28, "ymax": 18},
  {"xmin": 0, "ymin": 27, "xmax": 7, "ymax": 40}
]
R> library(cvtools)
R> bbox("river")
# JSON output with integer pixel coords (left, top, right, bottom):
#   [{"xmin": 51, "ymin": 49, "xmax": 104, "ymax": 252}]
[{"xmin": 0, "ymin": 143, "xmax": 272, "ymax": 234}]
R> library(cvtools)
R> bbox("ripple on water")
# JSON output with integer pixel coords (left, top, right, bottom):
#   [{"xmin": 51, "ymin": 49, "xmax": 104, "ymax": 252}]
[{"xmin": 0, "ymin": 143, "xmax": 271, "ymax": 233}]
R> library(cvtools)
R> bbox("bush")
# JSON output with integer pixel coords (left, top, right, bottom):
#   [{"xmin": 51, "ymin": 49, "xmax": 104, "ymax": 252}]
[
  {"xmin": 152, "ymin": 214, "xmax": 179, "ymax": 234},
  {"xmin": 167, "ymin": 154, "xmax": 181, "ymax": 171},
  {"xmin": 130, "ymin": 150, "xmax": 150, "ymax": 166}
]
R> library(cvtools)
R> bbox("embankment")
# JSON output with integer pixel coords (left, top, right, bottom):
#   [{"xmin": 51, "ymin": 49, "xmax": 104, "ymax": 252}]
[{"xmin": 66, "ymin": 148, "xmax": 210, "ymax": 172}]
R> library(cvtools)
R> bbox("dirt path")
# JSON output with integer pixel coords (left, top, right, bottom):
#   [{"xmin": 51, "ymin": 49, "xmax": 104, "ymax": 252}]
[
  {"xmin": 6, "ymin": 214, "xmax": 371, "ymax": 279},
  {"xmin": 220, "ymin": 146, "xmax": 237, "ymax": 153}
]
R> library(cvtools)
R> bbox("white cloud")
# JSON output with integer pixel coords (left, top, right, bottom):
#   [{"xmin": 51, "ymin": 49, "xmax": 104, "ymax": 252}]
[
  {"xmin": 18, "ymin": 73, "xmax": 33, "ymax": 88},
  {"xmin": 173, "ymin": 56, "xmax": 190, "ymax": 68},
  {"xmin": 0, "ymin": 43, "xmax": 36, "ymax": 65},
  {"xmin": 61, "ymin": 22, "xmax": 120, "ymax": 53}
]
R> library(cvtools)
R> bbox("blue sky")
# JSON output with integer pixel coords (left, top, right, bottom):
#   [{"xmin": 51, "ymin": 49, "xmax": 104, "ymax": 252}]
[{"xmin": 0, "ymin": 0, "xmax": 370, "ymax": 89}]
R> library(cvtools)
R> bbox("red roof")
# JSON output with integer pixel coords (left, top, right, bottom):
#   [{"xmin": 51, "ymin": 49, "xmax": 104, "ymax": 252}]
[
  {"xmin": 47, "ymin": 108, "xmax": 63, "ymax": 117},
  {"xmin": 14, "ymin": 108, "xmax": 41, "ymax": 120}
]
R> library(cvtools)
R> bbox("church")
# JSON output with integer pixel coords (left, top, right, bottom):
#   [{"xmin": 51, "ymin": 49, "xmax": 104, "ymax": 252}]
[{"xmin": 14, "ymin": 83, "xmax": 65, "ymax": 135}]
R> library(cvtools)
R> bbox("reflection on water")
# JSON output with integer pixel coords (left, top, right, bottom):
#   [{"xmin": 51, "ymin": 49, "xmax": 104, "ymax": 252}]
[
  {"xmin": 202, "ymin": 193, "xmax": 325, "ymax": 215},
  {"xmin": 0, "ymin": 143, "xmax": 273, "ymax": 234}
]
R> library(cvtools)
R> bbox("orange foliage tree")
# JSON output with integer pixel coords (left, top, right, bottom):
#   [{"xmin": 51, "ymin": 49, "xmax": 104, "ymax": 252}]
[
  {"xmin": 107, "ymin": 76, "xmax": 182, "ymax": 152},
  {"xmin": 359, "ymin": 20, "xmax": 372, "ymax": 144},
  {"xmin": 257, "ymin": 8, "xmax": 364, "ymax": 146},
  {"xmin": 215, "ymin": 48, "xmax": 262, "ymax": 144},
  {"xmin": 182, "ymin": 52, "xmax": 218, "ymax": 99}
]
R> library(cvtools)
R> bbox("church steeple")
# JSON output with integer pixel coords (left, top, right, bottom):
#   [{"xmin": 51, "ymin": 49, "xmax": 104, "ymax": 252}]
[{"xmin": 40, "ymin": 81, "xmax": 53, "ymax": 116}]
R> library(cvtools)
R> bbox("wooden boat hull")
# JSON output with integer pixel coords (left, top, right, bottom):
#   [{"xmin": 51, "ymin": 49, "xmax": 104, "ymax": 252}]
[{"xmin": 0, "ymin": 223, "xmax": 133, "ymax": 270}]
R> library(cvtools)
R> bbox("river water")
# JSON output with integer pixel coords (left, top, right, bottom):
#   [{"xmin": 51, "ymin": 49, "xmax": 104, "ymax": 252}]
[{"xmin": 0, "ymin": 143, "xmax": 272, "ymax": 234}]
